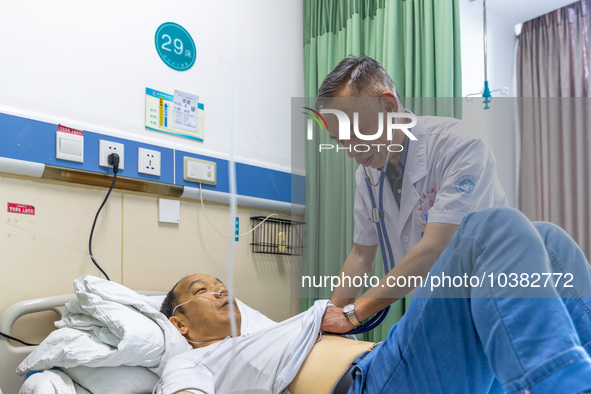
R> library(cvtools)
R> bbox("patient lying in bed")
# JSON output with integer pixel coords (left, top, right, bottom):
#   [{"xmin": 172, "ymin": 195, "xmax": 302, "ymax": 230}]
[
  {"xmin": 16, "ymin": 272, "xmax": 368, "ymax": 394},
  {"xmin": 17, "ymin": 209, "xmax": 591, "ymax": 393},
  {"xmin": 159, "ymin": 208, "xmax": 591, "ymax": 394},
  {"xmin": 157, "ymin": 274, "xmax": 373, "ymax": 394}
]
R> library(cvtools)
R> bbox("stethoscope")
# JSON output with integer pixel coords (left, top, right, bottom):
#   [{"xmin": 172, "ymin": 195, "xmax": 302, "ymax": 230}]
[
  {"xmin": 345, "ymin": 139, "xmax": 397, "ymax": 335},
  {"xmin": 344, "ymin": 107, "xmax": 415, "ymax": 335}
]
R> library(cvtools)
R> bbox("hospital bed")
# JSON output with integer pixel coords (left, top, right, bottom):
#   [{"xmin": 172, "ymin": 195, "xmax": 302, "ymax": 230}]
[
  {"xmin": 0, "ymin": 286, "xmax": 168, "ymax": 394},
  {"xmin": 1, "ymin": 294, "xmax": 76, "ymax": 393},
  {"xmin": 0, "ymin": 276, "xmax": 274, "ymax": 394}
]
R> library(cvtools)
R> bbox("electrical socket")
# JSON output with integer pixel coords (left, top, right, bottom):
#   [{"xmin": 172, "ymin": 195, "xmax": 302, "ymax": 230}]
[
  {"xmin": 99, "ymin": 140, "xmax": 125, "ymax": 170},
  {"xmin": 138, "ymin": 148, "xmax": 161, "ymax": 176}
]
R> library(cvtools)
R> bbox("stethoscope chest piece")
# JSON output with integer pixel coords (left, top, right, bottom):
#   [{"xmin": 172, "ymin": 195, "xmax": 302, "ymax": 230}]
[{"xmin": 372, "ymin": 208, "xmax": 383, "ymax": 223}]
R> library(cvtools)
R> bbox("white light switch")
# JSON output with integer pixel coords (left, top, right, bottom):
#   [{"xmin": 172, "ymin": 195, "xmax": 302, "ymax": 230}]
[
  {"xmin": 60, "ymin": 139, "xmax": 82, "ymax": 156},
  {"xmin": 56, "ymin": 131, "xmax": 84, "ymax": 163}
]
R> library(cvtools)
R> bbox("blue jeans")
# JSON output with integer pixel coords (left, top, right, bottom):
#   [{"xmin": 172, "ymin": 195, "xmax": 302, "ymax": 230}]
[{"xmin": 350, "ymin": 207, "xmax": 591, "ymax": 394}]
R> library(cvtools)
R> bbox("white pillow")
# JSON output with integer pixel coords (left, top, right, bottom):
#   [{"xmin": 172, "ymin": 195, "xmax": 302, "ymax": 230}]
[
  {"xmin": 64, "ymin": 366, "xmax": 159, "ymax": 394},
  {"xmin": 146, "ymin": 295, "xmax": 166, "ymax": 312}
]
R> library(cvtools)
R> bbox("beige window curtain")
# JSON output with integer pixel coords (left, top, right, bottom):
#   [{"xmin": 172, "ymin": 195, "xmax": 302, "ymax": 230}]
[{"xmin": 517, "ymin": 0, "xmax": 591, "ymax": 259}]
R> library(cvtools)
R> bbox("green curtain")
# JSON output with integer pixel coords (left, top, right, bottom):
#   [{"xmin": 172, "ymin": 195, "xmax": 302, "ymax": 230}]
[{"xmin": 301, "ymin": 0, "xmax": 462, "ymax": 342}]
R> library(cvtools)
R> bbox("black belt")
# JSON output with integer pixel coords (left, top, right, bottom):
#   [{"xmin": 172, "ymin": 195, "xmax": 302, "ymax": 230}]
[{"xmin": 331, "ymin": 350, "xmax": 371, "ymax": 394}]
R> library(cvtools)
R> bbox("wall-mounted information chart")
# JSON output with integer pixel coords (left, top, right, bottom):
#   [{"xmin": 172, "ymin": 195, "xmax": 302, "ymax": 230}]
[{"xmin": 145, "ymin": 88, "xmax": 204, "ymax": 141}]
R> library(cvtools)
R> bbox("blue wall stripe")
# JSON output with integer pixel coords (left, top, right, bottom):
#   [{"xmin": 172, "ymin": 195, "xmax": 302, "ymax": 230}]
[{"xmin": 0, "ymin": 112, "xmax": 305, "ymax": 205}]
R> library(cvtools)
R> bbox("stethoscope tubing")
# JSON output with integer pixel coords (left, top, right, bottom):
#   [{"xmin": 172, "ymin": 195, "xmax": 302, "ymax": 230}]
[
  {"xmin": 345, "ymin": 110, "xmax": 411, "ymax": 335},
  {"xmin": 345, "ymin": 169, "xmax": 395, "ymax": 335}
]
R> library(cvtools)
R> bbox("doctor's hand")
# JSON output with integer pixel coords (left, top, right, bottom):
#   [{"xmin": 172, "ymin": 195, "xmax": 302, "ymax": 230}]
[{"xmin": 321, "ymin": 306, "xmax": 355, "ymax": 333}]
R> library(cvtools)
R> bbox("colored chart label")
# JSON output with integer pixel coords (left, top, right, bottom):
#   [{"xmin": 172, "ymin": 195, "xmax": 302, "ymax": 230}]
[{"xmin": 145, "ymin": 88, "xmax": 204, "ymax": 141}]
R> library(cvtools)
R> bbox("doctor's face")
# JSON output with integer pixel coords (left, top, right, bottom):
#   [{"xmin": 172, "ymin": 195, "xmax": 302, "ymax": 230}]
[{"xmin": 322, "ymin": 85, "xmax": 403, "ymax": 169}]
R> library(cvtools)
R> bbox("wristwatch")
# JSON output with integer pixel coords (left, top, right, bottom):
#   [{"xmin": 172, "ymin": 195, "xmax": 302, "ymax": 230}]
[{"xmin": 343, "ymin": 304, "xmax": 362, "ymax": 328}]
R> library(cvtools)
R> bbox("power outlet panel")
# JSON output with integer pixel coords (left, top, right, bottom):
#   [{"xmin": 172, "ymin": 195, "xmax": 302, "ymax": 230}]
[
  {"xmin": 99, "ymin": 140, "xmax": 125, "ymax": 170},
  {"xmin": 138, "ymin": 148, "xmax": 161, "ymax": 176},
  {"xmin": 184, "ymin": 157, "xmax": 216, "ymax": 185}
]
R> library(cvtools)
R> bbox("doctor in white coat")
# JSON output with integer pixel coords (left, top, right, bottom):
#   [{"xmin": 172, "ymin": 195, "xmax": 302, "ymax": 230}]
[{"xmin": 317, "ymin": 56, "xmax": 507, "ymax": 333}]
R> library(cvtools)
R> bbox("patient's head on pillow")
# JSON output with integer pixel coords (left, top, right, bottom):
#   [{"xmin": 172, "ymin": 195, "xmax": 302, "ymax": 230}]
[
  {"xmin": 162, "ymin": 273, "xmax": 241, "ymax": 348},
  {"xmin": 161, "ymin": 276, "xmax": 185, "ymax": 318}
]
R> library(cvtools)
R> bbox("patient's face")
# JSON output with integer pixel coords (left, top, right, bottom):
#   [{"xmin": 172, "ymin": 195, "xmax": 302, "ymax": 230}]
[{"xmin": 171, "ymin": 274, "xmax": 242, "ymax": 346}]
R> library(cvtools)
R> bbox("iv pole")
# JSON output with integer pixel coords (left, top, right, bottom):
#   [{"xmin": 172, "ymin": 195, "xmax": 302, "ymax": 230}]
[
  {"xmin": 482, "ymin": 0, "xmax": 492, "ymax": 103},
  {"xmin": 465, "ymin": 0, "xmax": 509, "ymax": 109}
]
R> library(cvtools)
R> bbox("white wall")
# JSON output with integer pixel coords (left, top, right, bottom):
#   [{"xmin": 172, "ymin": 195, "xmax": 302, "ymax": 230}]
[
  {"xmin": 0, "ymin": 0, "xmax": 304, "ymax": 327},
  {"xmin": 459, "ymin": 0, "xmax": 519, "ymax": 207},
  {"xmin": 0, "ymin": 0, "xmax": 304, "ymax": 173}
]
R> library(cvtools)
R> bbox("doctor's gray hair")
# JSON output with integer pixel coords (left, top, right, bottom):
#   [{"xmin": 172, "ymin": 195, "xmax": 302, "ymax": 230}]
[{"xmin": 316, "ymin": 55, "xmax": 399, "ymax": 109}]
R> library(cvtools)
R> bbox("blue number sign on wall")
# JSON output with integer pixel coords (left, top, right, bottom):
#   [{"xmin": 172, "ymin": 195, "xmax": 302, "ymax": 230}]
[{"xmin": 155, "ymin": 22, "xmax": 196, "ymax": 71}]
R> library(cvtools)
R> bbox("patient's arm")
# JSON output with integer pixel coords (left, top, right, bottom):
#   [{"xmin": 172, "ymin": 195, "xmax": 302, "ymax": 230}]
[{"xmin": 288, "ymin": 334, "xmax": 376, "ymax": 393}]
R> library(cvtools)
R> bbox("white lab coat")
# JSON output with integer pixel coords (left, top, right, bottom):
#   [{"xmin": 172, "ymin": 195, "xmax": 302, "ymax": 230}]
[{"xmin": 353, "ymin": 116, "xmax": 507, "ymax": 265}]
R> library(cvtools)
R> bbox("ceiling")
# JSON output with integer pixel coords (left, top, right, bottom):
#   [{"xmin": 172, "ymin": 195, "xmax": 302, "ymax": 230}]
[{"xmin": 480, "ymin": 0, "xmax": 579, "ymax": 26}]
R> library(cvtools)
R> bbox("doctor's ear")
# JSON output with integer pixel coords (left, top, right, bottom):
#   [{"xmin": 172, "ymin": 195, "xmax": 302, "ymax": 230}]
[
  {"xmin": 380, "ymin": 92, "xmax": 399, "ymax": 113},
  {"xmin": 169, "ymin": 316, "xmax": 189, "ymax": 335}
]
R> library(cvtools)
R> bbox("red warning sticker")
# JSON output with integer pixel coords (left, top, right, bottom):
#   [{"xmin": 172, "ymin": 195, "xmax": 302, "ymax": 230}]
[
  {"xmin": 58, "ymin": 124, "xmax": 83, "ymax": 136},
  {"xmin": 7, "ymin": 203, "xmax": 35, "ymax": 215}
]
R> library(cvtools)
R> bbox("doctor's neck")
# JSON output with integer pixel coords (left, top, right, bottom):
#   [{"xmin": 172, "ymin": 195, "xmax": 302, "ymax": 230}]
[{"xmin": 385, "ymin": 134, "xmax": 407, "ymax": 167}]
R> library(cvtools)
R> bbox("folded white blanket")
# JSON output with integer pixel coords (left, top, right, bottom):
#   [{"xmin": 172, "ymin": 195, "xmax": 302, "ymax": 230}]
[
  {"xmin": 19, "ymin": 370, "xmax": 90, "ymax": 394},
  {"xmin": 17, "ymin": 275, "xmax": 191, "ymax": 377}
]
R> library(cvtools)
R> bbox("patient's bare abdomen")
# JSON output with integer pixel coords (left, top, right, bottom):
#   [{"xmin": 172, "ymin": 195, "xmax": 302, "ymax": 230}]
[{"xmin": 288, "ymin": 334, "xmax": 376, "ymax": 394}]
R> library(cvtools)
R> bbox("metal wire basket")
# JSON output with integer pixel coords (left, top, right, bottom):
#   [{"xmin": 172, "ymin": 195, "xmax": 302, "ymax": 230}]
[{"xmin": 250, "ymin": 216, "xmax": 305, "ymax": 255}]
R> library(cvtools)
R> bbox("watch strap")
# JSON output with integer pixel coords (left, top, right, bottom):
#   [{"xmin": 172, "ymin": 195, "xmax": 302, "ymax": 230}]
[{"xmin": 344, "ymin": 305, "xmax": 362, "ymax": 328}]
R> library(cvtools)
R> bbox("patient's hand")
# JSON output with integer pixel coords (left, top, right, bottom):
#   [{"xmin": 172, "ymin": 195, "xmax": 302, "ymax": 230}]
[{"xmin": 321, "ymin": 306, "xmax": 355, "ymax": 333}]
